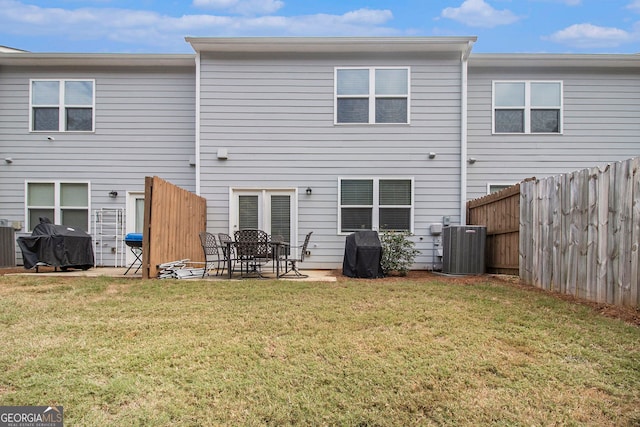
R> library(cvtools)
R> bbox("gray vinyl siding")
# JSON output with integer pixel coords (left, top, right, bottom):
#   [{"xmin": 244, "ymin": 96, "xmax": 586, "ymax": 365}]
[
  {"xmin": 198, "ymin": 52, "xmax": 463, "ymax": 269},
  {"xmin": 0, "ymin": 64, "xmax": 196, "ymax": 265},
  {"xmin": 467, "ymin": 66, "xmax": 640, "ymax": 199}
]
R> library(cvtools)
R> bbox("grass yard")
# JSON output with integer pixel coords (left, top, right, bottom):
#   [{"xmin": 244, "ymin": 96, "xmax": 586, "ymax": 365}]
[{"xmin": 0, "ymin": 273, "xmax": 638, "ymax": 426}]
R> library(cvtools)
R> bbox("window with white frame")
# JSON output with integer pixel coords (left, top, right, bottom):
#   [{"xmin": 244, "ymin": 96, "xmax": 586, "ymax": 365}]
[
  {"xmin": 487, "ymin": 183, "xmax": 515, "ymax": 194},
  {"xmin": 30, "ymin": 79, "xmax": 95, "ymax": 132},
  {"xmin": 335, "ymin": 68, "xmax": 409, "ymax": 124},
  {"xmin": 493, "ymin": 81, "xmax": 562, "ymax": 134},
  {"xmin": 26, "ymin": 182, "xmax": 90, "ymax": 232},
  {"xmin": 339, "ymin": 178, "xmax": 413, "ymax": 233}
]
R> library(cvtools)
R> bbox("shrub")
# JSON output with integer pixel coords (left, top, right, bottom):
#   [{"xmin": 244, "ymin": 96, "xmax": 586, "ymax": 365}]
[{"xmin": 380, "ymin": 231, "xmax": 420, "ymax": 276}]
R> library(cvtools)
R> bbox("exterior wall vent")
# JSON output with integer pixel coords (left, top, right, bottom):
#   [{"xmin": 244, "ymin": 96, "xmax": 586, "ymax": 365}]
[{"xmin": 442, "ymin": 226, "xmax": 486, "ymax": 275}]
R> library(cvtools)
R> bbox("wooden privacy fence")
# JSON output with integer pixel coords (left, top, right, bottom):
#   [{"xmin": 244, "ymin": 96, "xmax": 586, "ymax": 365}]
[
  {"xmin": 467, "ymin": 184, "xmax": 521, "ymax": 275},
  {"xmin": 520, "ymin": 157, "xmax": 640, "ymax": 307},
  {"xmin": 142, "ymin": 176, "xmax": 207, "ymax": 279}
]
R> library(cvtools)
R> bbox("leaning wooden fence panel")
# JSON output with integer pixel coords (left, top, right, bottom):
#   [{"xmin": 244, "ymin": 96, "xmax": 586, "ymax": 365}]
[
  {"xmin": 520, "ymin": 157, "xmax": 640, "ymax": 308},
  {"xmin": 141, "ymin": 176, "xmax": 207, "ymax": 279},
  {"xmin": 467, "ymin": 184, "xmax": 520, "ymax": 275}
]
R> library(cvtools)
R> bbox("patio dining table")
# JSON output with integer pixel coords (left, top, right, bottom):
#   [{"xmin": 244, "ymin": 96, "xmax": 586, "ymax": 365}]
[{"xmin": 224, "ymin": 239, "xmax": 289, "ymax": 279}]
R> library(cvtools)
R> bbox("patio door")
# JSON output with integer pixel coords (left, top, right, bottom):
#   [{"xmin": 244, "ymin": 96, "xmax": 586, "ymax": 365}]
[
  {"xmin": 231, "ymin": 189, "xmax": 296, "ymax": 247},
  {"xmin": 126, "ymin": 192, "xmax": 145, "ymax": 265}
]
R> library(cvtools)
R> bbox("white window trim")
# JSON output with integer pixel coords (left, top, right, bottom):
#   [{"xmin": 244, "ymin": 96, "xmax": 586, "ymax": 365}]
[
  {"xmin": 337, "ymin": 177, "xmax": 414, "ymax": 235},
  {"xmin": 486, "ymin": 182, "xmax": 516, "ymax": 195},
  {"xmin": 29, "ymin": 78, "xmax": 96, "ymax": 133},
  {"xmin": 334, "ymin": 67, "xmax": 411, "ymax": 125},
  {"xmin": 492, "ymin": 80, "xmax": 563, "ymax": 135},
  {"xmin": 24, "ymin": 180, "xmax": 91, "ymax": 232}
]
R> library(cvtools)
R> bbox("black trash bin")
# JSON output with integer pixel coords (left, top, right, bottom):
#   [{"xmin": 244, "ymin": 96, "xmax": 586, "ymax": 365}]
[{"xmin": 342, "ymin": 230, "xmax": 384, "ymax": 278}]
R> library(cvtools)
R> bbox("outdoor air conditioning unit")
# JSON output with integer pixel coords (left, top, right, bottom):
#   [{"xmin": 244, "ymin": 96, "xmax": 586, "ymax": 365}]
[
  {"xmin": 0, "ymin": 223, "xmax": 16, "ymax": 267},
  {"xmin": 442, "ymin": 226, "xmax": 486, "ymax": 275}
]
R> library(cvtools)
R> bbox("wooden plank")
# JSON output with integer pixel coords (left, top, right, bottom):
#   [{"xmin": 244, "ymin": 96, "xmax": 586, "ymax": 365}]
[
  {"xmin": 608, "ymin": 162, "xmax": 619, "ymax": 304},
  {"xmin": 541, "ymin": 177, "xmax": 553, "ymax": 289},
  {"xmin": 520, "ymin": 180, "xmax": 534, "ymax": 284},
  {"xmin": 596, "ymin": 163, "xmax": 610, "ymax": 304},
  {"xmin": 631, "ymin": 157, "xmax": 640, "ymax": 308},
  {"xmin": 618, "ymin": 159, "xmax": 633, "ymax": 305},
  {"xmin": 585, "ymin": 167, "xmax": 599, "ymax": 301},
  {"xmin": 576, "ymin": 168, "xmax": 590, "ymax": 300},
  {"xmin": 550, "ymin": 175, "xmax": 562, "ymax": 293}
]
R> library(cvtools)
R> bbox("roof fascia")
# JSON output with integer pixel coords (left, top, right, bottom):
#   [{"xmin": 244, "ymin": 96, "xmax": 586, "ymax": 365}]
[
  {"xmin": 469, "ymin": 53, "xmax": 640, "ymax": 68},
  {"xmin": 186, "ymin": 37, "xmax": 478, "ymax": 54},
  {"xmin": 0, "ymin": 53, "xmax": 195, "ymax": 67}
]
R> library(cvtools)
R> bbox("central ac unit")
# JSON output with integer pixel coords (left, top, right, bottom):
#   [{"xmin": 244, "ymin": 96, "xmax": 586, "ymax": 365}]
[{"xmin": 442, "ymin": 226, "xmax": 486, "ymax": 275}]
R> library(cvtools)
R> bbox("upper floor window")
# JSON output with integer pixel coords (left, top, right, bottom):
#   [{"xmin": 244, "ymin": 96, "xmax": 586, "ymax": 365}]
[
  {"xmin": 25, "ymin": 181, "xmax": 90, "ymax": 232},
  {"xmin": 30, "ymin": 79, "xmax": 95, "ymax": 132},
  {"xmin": 335, "ymin": 68, "xmax": 409, "ymax": 124},
  {"xmin": 493, "ymin": 81, "xmax": 562, "ymax": 134},
  {"xmin": 339, "ymin": 178, "xmax": 413, "ymax": 233}
]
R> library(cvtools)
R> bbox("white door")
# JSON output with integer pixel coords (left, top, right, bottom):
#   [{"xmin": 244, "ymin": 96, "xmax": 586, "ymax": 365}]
[
  {"xmin": 126, "ymin": 192, "xmax": 145, "ymax": 265},
  {"xmin": 231, "ymin": 189, "xmax": 296, "ymax": 248}
]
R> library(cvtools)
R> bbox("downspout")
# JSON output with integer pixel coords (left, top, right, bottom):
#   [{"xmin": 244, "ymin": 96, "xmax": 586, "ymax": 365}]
[
  {"xmin": 195, "ymin": 51, "xmax": 201, "ymax": 196},
  {"xmin": 460, "ymin": 42, "xmax": 473, "ymax": 225}
]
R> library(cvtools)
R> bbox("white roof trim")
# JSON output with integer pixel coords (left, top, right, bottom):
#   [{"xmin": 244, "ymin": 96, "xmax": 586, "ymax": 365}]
[
  {"xmin": 186, "ymin": 36, "xmax": 478, "ymax": 54},
  {"xmin": 0, "ymin": 53, "xmax": 195, "ymax": 67},
  {"xmin": 470, "ymin": 53, "xmax": 640, "ymax": 68}
]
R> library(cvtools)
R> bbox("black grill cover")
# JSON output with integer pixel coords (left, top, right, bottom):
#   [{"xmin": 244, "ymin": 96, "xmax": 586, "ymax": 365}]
[
  {"xmin": 342, "ymin": 231, "xmax": 384, "ymax": 278},
  {"xmin": 17, "ymin": 219, "xmax": 94, "ymax": 270}
]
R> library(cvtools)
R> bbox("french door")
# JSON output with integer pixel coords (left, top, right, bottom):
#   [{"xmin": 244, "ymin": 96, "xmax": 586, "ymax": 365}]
[
  {"xmin": 126, "ymin": 191, "xmax": 145, "ymax": 265},
  {"xmin": 231, "ymin": 189, "xmax": 296, "ymax": 247}
]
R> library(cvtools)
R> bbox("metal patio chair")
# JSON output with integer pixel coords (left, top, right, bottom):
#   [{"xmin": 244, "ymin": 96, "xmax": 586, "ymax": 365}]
[
  {"xmin": 280, "ymin": 231, "xmax": 313, "ymax": 278},
  {"xmin": 217, "ymin": 232, "xmax": 237, "ymax": 276},
  {"xmin": 234, "ymin": 229, "xmax": 271, "ymax": 278},
  {"xmin": 199, "ymin": 231, "xmax": 224, "ymax": 277}
]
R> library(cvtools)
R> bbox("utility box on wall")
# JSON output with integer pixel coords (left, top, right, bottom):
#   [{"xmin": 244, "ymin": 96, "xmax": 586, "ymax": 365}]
[
  {"xmin": 0, "ymin": 226, "xmax": 16, "ymax": 267},
  {"xmin": 442, "ymin": 226, "xmax": 486, "ymax": 275}
]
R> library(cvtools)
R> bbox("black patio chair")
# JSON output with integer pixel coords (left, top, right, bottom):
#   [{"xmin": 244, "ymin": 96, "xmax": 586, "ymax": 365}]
[
  {"xmin": 280, "ymin": 231, "xmax": 313, "ymax": 278},
  {"xmin": 217, "ymin": 232, "xmax": 237, "ymax": 275},
  {"xmin": 199, "ymin": 231, "xmax": 224, "ymax": 277},
  {"xmin": 234, "ymin": 229, "xmax": 270, "ymax": 278}
]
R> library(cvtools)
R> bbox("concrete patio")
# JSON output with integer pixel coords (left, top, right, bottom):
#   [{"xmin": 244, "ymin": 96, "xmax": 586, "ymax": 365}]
[{"xmin": 4, "ymin": 266, "xmax": 338, "ymax": 282}]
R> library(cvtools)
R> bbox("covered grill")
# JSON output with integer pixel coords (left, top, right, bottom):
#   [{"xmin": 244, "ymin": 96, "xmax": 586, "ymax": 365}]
[
  {"xmin": 342, "ymin": 230, "xmax": 384, "ymax": 278},
  {"xmin": 17, "ymin": 218, "xmax": 94, "ymax": 271}
]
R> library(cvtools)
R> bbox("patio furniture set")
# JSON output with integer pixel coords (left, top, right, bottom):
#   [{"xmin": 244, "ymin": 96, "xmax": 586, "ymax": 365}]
[{"xmin": 199, "ymin": 230, "xmax": 313, "ymax": 279}]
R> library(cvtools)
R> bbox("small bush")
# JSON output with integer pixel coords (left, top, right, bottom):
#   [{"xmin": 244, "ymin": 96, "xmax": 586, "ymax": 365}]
[{"xmin": 380, "ymin": 231, "xmax": 420, "ymax": 276}]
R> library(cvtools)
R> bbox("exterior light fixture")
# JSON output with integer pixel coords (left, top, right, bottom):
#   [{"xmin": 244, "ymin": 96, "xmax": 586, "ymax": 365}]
[
  {"xmin": 428, "ymin": 152, "xmax": 436, "ymax": 159},
  {"xmin": 306, "ymin": 187, "xmax": 312, "ymax": 195},
  {"xmin": 4, "ymin": 157, "xmax": 13, "ymax": 164},
  {"xmin": 467, "ymin": 157, "xmax": 477, "ymax": 164},
  {"xmin": 47, "ymin": 136, "xmax": 55, "ymax": 141},
  {"xmin": 109, "ymin": 191, "xmax": 118, "ymax": 198}
]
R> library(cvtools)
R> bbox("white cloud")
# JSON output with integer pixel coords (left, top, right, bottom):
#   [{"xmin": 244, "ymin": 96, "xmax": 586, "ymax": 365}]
[
  {"xmin": 627, "ymin": 0, "xmax": 640, "ymax": 12},
  {"xmin": 0, "ymin": 0, "xmax": 397, "ymax": 52},
  {"xmin": 441, "ymin": 0, "xmax": 520, "ymax": 28},
  {"xmin": 192, "ymin": 0, "xmax": 284, "ymax": 16},
  {"xmin": 544, "ymin": 23, "xmax": 635, "ymax": 48}
]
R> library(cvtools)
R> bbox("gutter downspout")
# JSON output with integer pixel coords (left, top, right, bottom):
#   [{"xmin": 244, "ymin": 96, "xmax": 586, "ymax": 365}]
[
  {"xmin": 460, "ymin": 41, "xmax": 473, "ymax": 225},
  {"xmin": 195, "ymin": 51, "xmax": 201, "ymax": 196}
]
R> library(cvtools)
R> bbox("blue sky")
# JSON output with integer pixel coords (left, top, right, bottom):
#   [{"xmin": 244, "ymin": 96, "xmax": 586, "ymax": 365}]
[{"xmin": 1, "ymin": 0, "xmax": 639, "ymax": 54}]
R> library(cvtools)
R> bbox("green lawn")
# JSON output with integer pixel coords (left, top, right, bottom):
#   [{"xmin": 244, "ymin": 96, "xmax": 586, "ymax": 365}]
[{"xmin": 0, "ymin": 274, "xmax": 638, "ymax": 426}]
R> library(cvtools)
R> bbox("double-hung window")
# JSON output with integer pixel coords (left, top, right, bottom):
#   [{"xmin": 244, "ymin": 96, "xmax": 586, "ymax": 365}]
[
  {"xmin": 339, "ymin": 178, "xmax": 413, "ymax": 233},
  {"xmin": 26, "ymin": 181, "xmax": 90, "ymax": 232},
  {"xmin": 335, "ymin": 67, "xmax": 409, "ymax": 124},
  {"xmin": 30, "ymin": 79, "xmax": 95, "ymax": 132},
  {"xmin": 493, "ymin": 81, "xmax": 562, "ymax": 134}
]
